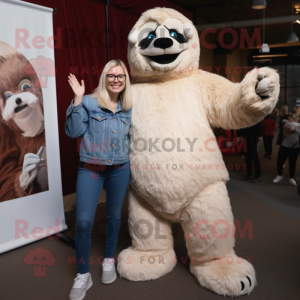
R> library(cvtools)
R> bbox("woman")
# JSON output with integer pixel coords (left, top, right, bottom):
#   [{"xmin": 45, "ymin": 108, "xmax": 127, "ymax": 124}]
[
  {"xmin": 65, "ymin": 59, "xmax": 132, "ymax": 300},
  {"xmin": 273, "ymin": 113, "xmax": 300, "ymax": 186},
  {"xmin": 270, "ymin": 107, "xmax": 279, "ymax": 122},
  {"xmin": 276, "ymin": 105, "xmax": 289, "ymax": 146},
  {"xmin": 237, "ymin": 121, "xmax": 263, "ymax": 183}
]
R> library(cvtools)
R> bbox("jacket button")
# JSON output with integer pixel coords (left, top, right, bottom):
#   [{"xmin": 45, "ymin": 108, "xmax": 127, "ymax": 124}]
[
  {"xmin": 98, "ymin": 116, "xmax": 101, "ymax": 120},
  {"xmin": 112, "ymin": 119, "xmax": 115, "ymax": 121},
  {"xmin": 105, "ymin": 160, "xmax": 111, "ymax": 163},
  {"xmin": 111, "ymin": 144, "xmax": 115, "ymax": 146},
  {"xmin": 112, "ymin": 131, "xmax": 116, "ymax": 133}
]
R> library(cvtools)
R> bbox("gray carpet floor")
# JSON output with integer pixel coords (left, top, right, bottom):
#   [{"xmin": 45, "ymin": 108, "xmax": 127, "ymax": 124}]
[{"xmin": 1, "ymin": 133, "xmax": 300, "ymax": 300}]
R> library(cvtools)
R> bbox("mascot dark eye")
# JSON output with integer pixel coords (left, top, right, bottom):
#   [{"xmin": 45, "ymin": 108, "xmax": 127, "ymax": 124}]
[
  {"xmin": 170, "ymin": 31, "xmax": 178, "ymax": 38},
  {"xmin": 147, "ymin": 33, "xmax": 156, "ymax": 40}
]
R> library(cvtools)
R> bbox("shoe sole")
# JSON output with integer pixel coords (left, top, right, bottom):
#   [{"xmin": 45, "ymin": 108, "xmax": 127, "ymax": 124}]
[
  {"xmin": 101, "ymin": 272, "xmax": 117, "ymax": 284},
  {"xmin": 70, "ymin": 278, "xmax": 93, "ymax": 300}
]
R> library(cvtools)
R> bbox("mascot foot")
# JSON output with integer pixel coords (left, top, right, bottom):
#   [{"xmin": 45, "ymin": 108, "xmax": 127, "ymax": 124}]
[
  {"xmin": 190, "ymin": 254, "xmax": 256, "ymax": 297},
  {"xmin": 117, "ymin": 246, "xmax": 176, "ymax": 281}
]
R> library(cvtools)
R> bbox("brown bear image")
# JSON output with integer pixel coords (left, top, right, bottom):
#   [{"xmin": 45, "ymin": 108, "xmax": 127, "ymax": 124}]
[{"xmin": 0, "ymin": 44, "xmax": 48, "ymax": 202}]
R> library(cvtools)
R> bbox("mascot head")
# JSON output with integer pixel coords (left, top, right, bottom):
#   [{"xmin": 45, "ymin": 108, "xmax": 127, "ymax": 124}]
[
  {"xmin": 128, "ymin": 7, "xmax": 199, "ymax": 81},
  {"xmin": 0, "ymin": 41, "xmax": 44, "ymax": 137}
]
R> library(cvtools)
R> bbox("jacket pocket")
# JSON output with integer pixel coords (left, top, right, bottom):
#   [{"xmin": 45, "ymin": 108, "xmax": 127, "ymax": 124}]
[
  {"xmin": 120, "ymin": 117, "xmax": 130, "ymax": 136},
  {"xmin": 91, "ymin": 115, "xmax": 107, "ymax": 134}
]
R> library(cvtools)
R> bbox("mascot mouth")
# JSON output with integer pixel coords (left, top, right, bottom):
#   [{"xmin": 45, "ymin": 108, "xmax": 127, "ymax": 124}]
[
  {"xmin": 14, "ymin": 104, "xmax": 28, "ymax": 113},
  {"xmin": 146, "ymin": 52, "xmax": 182, "ymax": 65}
]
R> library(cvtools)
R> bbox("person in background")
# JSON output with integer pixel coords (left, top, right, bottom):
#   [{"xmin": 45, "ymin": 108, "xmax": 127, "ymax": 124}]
[
  {"xmin": 237, "ymin": 121, "xmax": 263, "ymax": 183},
  {"xmin": 273, "ymin": 113, "xmax": 300, "ymax": 186},
  {"xmin": 276, "ymin": 105, "xmax": 289, "ymax": 146},
  {"xmin": 270, "ymin": 107, "xmax": 279, "ymax": 122},
  {"xmin": 262, "ymin": 114, "xmax": 277, "ymax": 159},
  {"xmin": 276, "ymin": 105, "xmax": 289, "ymax": 169}
]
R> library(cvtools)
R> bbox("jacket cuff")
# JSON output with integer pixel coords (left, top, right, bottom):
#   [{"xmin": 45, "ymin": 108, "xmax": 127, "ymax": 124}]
[{"xmin": 66, "ymin": 98, "xmax": 83, "ymax": 117}]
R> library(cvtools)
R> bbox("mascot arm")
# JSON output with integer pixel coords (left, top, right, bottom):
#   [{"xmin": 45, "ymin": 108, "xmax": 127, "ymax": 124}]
[
  {"xmin": 202, "ymin": 67, "xmax": 280, "ymax": 130},
  {"xmin": 65, "ymin": 97, "xmax": 89, "ymax": 138}
]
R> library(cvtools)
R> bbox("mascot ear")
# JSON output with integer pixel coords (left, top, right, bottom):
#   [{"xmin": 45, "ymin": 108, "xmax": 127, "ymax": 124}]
[
  {"xmin": 128, "ymin": 29, "xmax": 139, "ymax": 45},
  {"xmin": 183, "ymin": 24, "xmax": 194, "ymax": 39}
]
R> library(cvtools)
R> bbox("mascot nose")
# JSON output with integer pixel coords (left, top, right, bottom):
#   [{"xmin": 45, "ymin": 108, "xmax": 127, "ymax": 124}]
[
  {"xmin": 15, "ymin": 98, "xmax": 22, "ymax": 105},
  {"xmin": 154, "ymin": 38, "xmax": 173, "ymax": 49}
]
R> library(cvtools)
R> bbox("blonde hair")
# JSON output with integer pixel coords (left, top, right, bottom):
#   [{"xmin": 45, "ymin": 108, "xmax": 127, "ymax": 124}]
[
  {"xmin": 289, "ymin": 113, "xmax": 300, "ymax": 123},
  {"xmin": 91, "ymin": 59, "xmax": 132, "ymax": 110},
  {"xmin": 279, "ymin": 105, "xmax": 288, "ymax": 117}
]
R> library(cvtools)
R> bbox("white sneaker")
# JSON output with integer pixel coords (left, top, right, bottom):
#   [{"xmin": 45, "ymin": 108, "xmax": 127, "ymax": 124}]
[
  {"xmin": 273, "ymin": 175, "xmax": 283, "ymax": 183},
  {"xmin": 102, "ymin": 258, "xmax": 117, "ymax": 284},
  {"xmin": 69, "ymin": 272, "xmax": 93, "ymax": 300},
  {"xmin": 290, "ymin": 178, "xmax": 297, "ymax": 186}
]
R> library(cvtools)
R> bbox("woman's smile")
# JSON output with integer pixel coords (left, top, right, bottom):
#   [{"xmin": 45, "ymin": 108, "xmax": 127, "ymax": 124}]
[{"xmin": 110, "ymin": 83, "xmax": 122, "ymax": 91}]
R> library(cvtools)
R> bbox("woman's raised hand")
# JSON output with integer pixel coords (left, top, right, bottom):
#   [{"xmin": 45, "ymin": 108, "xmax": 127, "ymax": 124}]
[{"xmin": 68, "ymin": 74, "xmax": 85, "ymax": 104}]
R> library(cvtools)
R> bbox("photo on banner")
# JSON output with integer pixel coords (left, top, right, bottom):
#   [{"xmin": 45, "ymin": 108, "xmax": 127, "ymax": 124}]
[
  {"xmin": 0, "ymin": 41, "xmax": 49, "ymax": 201},
  {"xmin": 0, "ymin": 0, "xmax": 67, "ymax": 254}
]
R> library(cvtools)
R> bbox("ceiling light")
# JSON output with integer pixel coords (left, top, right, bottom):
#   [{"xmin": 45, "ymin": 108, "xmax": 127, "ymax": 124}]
[
  {"xmin": 287, "ymin": 0, "xmax": 299, "ymax": 42},
  {"xmin": 287, "ymin": 31, "xmax": 299, "ymax": 42},
  {"xmin": 252, "ymin": 0, "xmax": 267, "ymax": 9},
  {"xmin": 259, "ymin": 43, "xmax": 270, "ymax": 52}
]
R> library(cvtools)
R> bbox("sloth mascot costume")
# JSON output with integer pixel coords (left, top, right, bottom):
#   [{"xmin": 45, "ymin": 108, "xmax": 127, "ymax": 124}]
[{"xmin": 117, "ymin": 7, "xmax": 279, "ymax": 297}]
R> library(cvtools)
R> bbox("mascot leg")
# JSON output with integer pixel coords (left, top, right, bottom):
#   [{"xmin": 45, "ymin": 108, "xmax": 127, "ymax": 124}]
[
  {"xmin": 117, "ymin": 189, "xmax": 176, "ymax": 281},
  {"xmin": 180, "ymin": 181, "xmax": 256, "ymax": 297}
]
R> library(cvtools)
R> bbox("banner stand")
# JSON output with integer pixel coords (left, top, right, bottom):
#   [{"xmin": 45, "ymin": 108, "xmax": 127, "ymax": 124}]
[
  {"xmin": 0, "ymin": 0, "xmax": 72, "ymax": 254},
  {"xmin": 52, "ymin": 225, "xmax": 75, "ymax": 249}
]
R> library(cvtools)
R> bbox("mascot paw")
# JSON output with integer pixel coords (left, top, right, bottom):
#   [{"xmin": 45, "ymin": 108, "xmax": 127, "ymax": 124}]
[
  {"xmin": 242, "ymin": 67, "xmax": 279, "ymax": 114},
  {"xmin": 254, "ymin": 67, "xmax": 279, "ymax": 100},
  {"xmin": 190, "ymin": 254, "xmax": 256, "ymax": 297},
  {"xmin": 117, "ymin": 247, "xmax": 176, "ymax": 281}
]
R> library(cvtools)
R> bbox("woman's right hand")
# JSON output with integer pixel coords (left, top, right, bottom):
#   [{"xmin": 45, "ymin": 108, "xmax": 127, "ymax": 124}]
[{"xmin": 68, "ymin": 74, "xmax": 85, "ymax": 105}]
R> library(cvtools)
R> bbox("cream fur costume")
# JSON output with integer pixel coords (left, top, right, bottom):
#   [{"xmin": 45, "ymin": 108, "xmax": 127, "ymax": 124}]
[{"xmin": 117, "ymin": 8, "xmax": 280, "ymax": 297}]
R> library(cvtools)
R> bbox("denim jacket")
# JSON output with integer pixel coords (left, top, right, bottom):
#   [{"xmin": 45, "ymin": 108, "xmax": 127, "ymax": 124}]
[{"xmin": 65, "ymin": 94, "xmax": 132, "ymax": 165}]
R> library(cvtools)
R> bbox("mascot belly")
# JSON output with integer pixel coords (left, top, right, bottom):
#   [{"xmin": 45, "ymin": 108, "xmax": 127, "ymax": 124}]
[
  {"xmin": 117, "ymin": 7, "xmax": 280, "ymax": 297},
  {"xmin": 129, "ymin": 78, "xmax": 229, "ymax": 213}
]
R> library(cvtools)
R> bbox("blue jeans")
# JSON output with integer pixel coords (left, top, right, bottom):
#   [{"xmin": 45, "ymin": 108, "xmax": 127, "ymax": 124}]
[{"xmin": 75, "ymin": 159, "xmax": 130, "ymax": 274}]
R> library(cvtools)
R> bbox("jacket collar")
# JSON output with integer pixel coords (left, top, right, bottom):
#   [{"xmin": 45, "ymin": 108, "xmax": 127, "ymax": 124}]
[
  {"xmin": 97, "ymin": 97, "xmax": 123, "ymax": 113},
  {"xmin": 115, "ymin": 98, "xmax": 123, "ymax": 113}
]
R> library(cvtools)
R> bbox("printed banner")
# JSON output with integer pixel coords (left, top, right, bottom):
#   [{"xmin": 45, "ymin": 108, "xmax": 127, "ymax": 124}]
[{"xmin": 0, "ymin": 0, "xmax": 67, "ymax": 254}]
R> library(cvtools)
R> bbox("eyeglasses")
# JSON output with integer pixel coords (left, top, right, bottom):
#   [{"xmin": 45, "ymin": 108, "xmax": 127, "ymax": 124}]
[{"xmin": 106, "ymin": 74, "xmax": 126, "ymax": 82}]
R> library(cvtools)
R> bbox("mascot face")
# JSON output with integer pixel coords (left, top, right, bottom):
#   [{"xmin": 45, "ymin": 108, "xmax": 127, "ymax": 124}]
[
  {"xmin": 128, "ymin": 8, "xmax": 200, "ymax": 77},
  {"xmin": 0, "ymin": 52, "xmax": 44, "ymax": 137}
]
